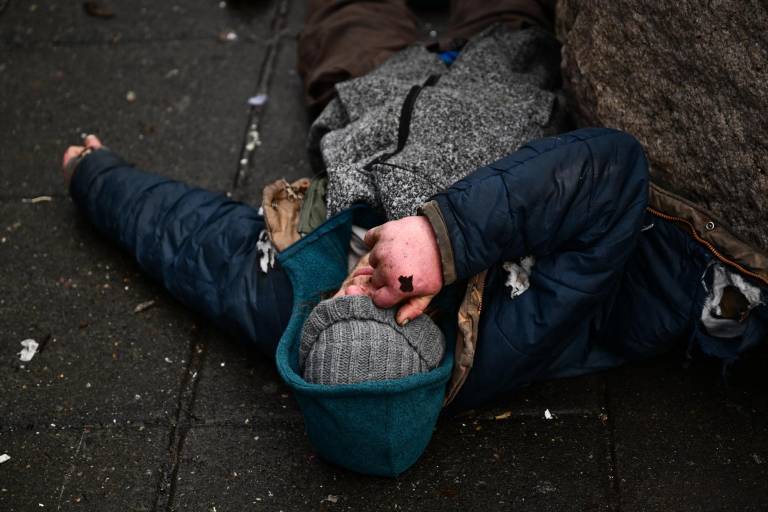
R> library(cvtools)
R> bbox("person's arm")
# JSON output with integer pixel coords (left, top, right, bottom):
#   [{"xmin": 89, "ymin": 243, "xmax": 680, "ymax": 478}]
[
  {"xmin": 422, "ymin": 128, "xmax": 648, "ymax": 284},
  {"xmin": 69, "ymin": 150, "xmax": 292, "ymax": 354},
  {"xmin": 364, "ymin": 128, "xmax": 649, "ymax": 320}
]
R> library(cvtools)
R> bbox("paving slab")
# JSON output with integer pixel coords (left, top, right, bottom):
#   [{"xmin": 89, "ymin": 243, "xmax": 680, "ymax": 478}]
[
  {"xmin": 190, "ymin": 336, "xmax": 301, "ymax": 425},
  {"xmin": 0, "ymin": 425, "xmax": 169, "ymax": 512},
  {"xmin": 172, "ymin": 415, "xmax": 612, "ymax": 511},
  {"xmin": 472, "ymin": 374, "xmax": 605, "ymax": 419},
  {"xmin": 234, "ymin": 31, "xmax": 313, "ymax": 200},
  {"xmin": 0, "ymin": 39, "xmax": 263, "ymax": 198},
  {"xmin": 0, "ymin": 0, "xmax": 275, "ymax": 45},
  {"xmin": 608, "ymin": 357, "xmax": 768, "ymax": 511},
  {"xmin": 0, "ymin": 200, "xmax": 197, "ymax": 426},
  {"xmin": 232, "ymin": 0, "xmax": 311, "ymax": 204}
]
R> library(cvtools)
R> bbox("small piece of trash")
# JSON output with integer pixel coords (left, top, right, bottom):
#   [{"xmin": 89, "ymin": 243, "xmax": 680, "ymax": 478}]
[
  {"xmin": 18, "ymin": 339, "xmax": 39, "ymax": 362},
  {"xmin": 133, "ymin": 300, "xmax": 155, "ymax": 314},
  {"xmin": 752, "ymin": 453, "xmax": 764, "ymax": 465},
  {"xmin": 83, "ymin": 0, "xmax": 114, "ymax": 18},
  {"xmin": 543, "ymin": 409, "xmax": 554, "ymax": 420},
  {"xmin": 164, "ymin": 68, "xmax": 180, "ymax": 79},
  {"xmin": 322, "ymin": 495, "xmax": 339, "ymax": 504},
  {"xmin": 164, "ymin": 357, "xmax": 173, "ymax": 364},
  {"xmin": 21, "ymin": 196, "xmax": 53, "ymax": 204},
  {"xmin": 125, "ymin": 90, "xmax": 137, "ymax": 103},
  {"xmin": 494, "ymin": 411, "xmax": 512, "ymax": 420},
  {"xmin": 218, "ymin": 30, "xmax": 238, "ymax": 43},
  {"xmin": 0, "ymin": 454, "xmax": 10, "ymax": 464},
  {"xmin": 247, "ymin": 94, "xmax": 268, "ymax": 107}
]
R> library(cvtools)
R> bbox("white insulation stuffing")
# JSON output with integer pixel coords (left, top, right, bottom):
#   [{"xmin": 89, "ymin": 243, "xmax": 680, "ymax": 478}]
[
  {"xmin": 701, "ymin": 264, "xmax": 764, "ymax": 338},
  {"xmin": 502, "ymin": 256, "xmax": 535, "ymax": 299},
  {"xmin": 257, "ymin": 229, "xmax": 277, "ymax": 274}
]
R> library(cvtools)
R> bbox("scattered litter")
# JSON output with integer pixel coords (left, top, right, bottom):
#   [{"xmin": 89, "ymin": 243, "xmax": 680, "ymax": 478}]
[
  {"xmin": 494, "ymin": 411, "xmax": 512, "ymax": 420},
  {"xmin": 21, "ymin": 196, "xmax": 53, "ymax": 204},
  {"xmin": 429, "ymin": 30, "xmax": 437, "ymax": 38},
  {"xmin": 247, "ymin": 94, "xmax": 268, "ymax": 107},
  {"xmin": 543, "ymin": 409, "xmax": 554, "ymax": 420},
  {"xmin": 125, "ymin": 90, "xmax": 137, "ymax": 103},
  {"xmin": 0, "ymin": 454, "xmax": 10, "ymax": 464},
  {"xmin": 133, "ymin": 300, "xmax": 155, "ymax": 314},
  {"xmin": 244, "ymin": 128, "xmax": 261, "ymax": 151},
  {"xmin": 164, "ymin": 357, "xmax": 173, "ymax": 364},
  {"xmin": 218, "ymin": 30, "xmax": 238, "ymax": 43},
  {"xmin": 220, "ymin": 362, "xmax": 226, "ymax": 367},
  {"xmin": 322, "ymin": 495, "xmax": 339, "ymax": 504},
  {"xmin": 134, "ymin": 394, "xmax": 141, "ymax": 400},
  {"xmin": 85, "ymin": 382, "xmax": 92, "ymax": 388},
  {"xmin": 534, "ymin": 481, "xmax": 557, "ymax": 494},
  {"xmin": 164, "ymin": 68, "xmax": 180, "ymax": 79},
  {"xmin": 502, "ymin": 256, "xmax": 535, "ymax": 299},
  {"xmin": 753, "ymin": 453, "xmax": 764, "ymax": 465},
  {"xmin": 83, "ymin": 0, "xmax": 115, "ymax": 19},
  {"xmin": 18, "ymin": 339, "xmax": 39, "ymax": 362}
]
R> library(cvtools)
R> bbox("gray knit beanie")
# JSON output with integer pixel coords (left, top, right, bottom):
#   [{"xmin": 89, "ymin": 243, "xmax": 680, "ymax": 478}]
[{"xmin": 299, "ymin": 295, "xmax": 445, "ymax": 385}]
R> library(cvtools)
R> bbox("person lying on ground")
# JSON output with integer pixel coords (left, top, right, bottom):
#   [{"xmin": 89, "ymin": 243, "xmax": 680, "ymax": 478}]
[
  {"xmin": 62, "ymin": 129, "xmax": 768, "ymax": 476},
  {"xmin": 59, "ymin": 0, "xmax": 768, "ymax": 474}
]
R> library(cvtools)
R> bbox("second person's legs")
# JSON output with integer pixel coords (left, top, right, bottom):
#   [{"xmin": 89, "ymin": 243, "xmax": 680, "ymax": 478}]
[
  {"xmin": 297, "ymin": 0, "xmax": 421, "ymax": 112},
  {"xmin": 442, "ymin": 0, "xmax": 556, "ymax": 45}
]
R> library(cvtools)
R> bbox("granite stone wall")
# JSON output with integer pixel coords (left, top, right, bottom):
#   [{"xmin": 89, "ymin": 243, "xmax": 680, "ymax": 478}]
[{"xmin": 557, "ymin": 0, "xmax": 768, "ymax": 252}]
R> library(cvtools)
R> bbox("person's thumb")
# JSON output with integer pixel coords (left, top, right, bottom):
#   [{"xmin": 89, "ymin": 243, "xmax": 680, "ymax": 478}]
[
  {"xmin": 371, "ymin": 285, "xmax": 402, "ymax": 309},
  {"xmin": 395, "ymin": 294, "xmax": 435, "ymax": 326}
]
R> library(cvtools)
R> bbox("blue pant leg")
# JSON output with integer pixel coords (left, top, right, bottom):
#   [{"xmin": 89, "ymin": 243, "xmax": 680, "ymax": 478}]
[{"xmin": 70, "ymin": 150, "xmax": 293, "ymax": 356}]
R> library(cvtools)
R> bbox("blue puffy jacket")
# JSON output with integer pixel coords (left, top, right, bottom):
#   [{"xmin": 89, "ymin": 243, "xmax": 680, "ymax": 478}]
[{"xmin": 69, "ymin": 128, "xmax": 768, "ymax": 410}]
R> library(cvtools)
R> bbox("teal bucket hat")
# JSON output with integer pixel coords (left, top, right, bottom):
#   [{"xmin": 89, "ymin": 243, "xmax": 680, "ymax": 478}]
[{"xmin": 275, "ymin": 206, "xmax": 455, "ymax": 477}]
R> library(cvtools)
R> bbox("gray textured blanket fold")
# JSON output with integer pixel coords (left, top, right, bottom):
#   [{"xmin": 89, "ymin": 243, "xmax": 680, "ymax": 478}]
[{"xmin": 309, "ymin": 25, "xmax": 564, "ymax": 220}]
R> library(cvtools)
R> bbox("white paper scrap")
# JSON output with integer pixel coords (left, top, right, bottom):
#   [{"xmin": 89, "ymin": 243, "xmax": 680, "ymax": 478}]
[
  {"xmin": 18, "ymin": 339, "xmax": 39, "ymax": 362},
  {"xmin": 248, "ymin": 94, "xmax": 268, "ymax": 107}
]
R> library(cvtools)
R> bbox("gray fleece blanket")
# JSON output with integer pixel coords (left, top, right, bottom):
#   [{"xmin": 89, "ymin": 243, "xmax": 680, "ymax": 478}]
[{"xmin": 308, "ymin": 25, "xmax": 564, "ymax": 220}]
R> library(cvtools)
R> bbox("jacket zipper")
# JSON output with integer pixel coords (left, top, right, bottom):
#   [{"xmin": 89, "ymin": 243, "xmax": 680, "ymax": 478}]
[
  {"xmin": 647, "ymin": 207, "xmax": 768, "ymax": 286},
  {"xmin": 363, "ymin": 74, "xmax": 441, "ymax": 171}
]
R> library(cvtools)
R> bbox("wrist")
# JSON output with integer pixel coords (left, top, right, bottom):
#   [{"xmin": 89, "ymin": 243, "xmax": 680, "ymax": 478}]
[{"xmin": 417, "ymin": 201, "xmax": 457, "ymax": 286}]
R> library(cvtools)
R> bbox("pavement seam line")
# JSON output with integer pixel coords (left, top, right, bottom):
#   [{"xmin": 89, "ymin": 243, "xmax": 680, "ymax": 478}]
[
  {"xmin": 55, "ymin": 427, "xmax": 87, "ymax": 511},
  {"xmin": 602, "ymin": 379, "xmax": 623, "ymax": 512},
  {"xmin": 232, "ymin": 0, "xmax": 291, "ymax": 190},
  {"xmin": 151, "ymin": 330, "xmax": 207, "ymax": 512}
]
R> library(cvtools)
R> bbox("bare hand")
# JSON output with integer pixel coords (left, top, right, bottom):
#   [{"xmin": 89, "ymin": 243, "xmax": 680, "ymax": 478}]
[
  {"xmin": 363, "ymin": 216, "xmax": 443, "ymax": 325},
  {"xmin": 62, "ymin": 134, "xmax": 103, "ymax": 185}
]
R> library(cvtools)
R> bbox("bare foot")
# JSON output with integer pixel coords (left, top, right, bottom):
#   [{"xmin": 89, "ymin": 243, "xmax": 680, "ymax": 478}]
[{"xmin": 62, "ymin": 134, "xmax": 103, "ymax": 185}]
